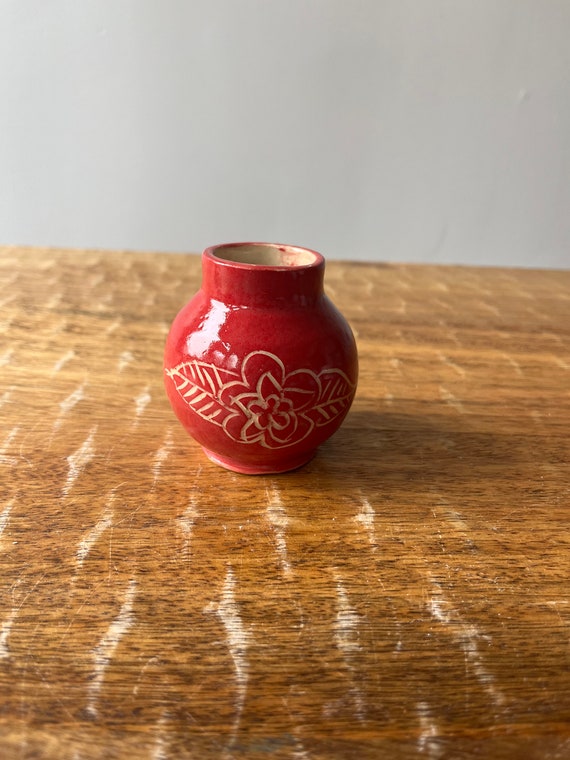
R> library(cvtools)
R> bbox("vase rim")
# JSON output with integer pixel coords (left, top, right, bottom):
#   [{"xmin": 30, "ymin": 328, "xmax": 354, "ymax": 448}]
[{"xmin": 203, "ymin": 242, "xmax": 325, "ymax": 271}]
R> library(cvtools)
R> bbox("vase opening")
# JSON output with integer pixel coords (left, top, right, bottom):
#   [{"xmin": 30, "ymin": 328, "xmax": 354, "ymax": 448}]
[{"xmin": 209, "ymin": 243, "xmax": 321, "ymax": 269}]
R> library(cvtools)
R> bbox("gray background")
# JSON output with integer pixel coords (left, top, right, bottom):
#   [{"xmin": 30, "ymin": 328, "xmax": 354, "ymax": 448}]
[{"xmin": 1, "ymin": 0, "xmax": 569, "ymax": 267}]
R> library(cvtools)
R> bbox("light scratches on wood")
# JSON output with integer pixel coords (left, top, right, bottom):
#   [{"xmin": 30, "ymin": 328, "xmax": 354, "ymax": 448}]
[
  {"xmin": 497, "ymin": 274, "xmax": 532, "ymax": 297},
  {"xmin": 532, "ymin": 600, "xmax": 570, "ymax": 629},
  {"xmin": 438, "ymin": 322, "xmax": 462, "ymax": 347},
  {"xmin": 0, "ymin": 316, "xmax": 13, "ymax": 332},
  {"xmin": 86, "ymin": 578, "xmax": 137, "ymax": 718},
  {"xmin": 48, "ymin": 319, "xmax": 68, "ymax": 338},
  {"xmin": 45, "ymin": 291, "xmax": 62, "ymax": 310},
  {"xmin": 178, "ymin": 495, "xmax": 199, "ymax": 539},
  {"xmin": 51, "ymin": 349, "xmax": 76, "ymax": 375},
  {"xmin": 333, "ymin": 576, "xmax": 361, "ymax": 656},
  {"xmin": 477, "ymin": 300, "xmax": 501, "ymax": 318},
  {"xmin": 437, "ymin": 352, "xmax": 466, "ymax": 378},
  {"xmin": 132, "ymin": 656, "xmax": 160, "ymax": 698},
  {"xmin": 432, "ymin": 297, "xmax": 452, "ymax": 313},
  {"xmin": 416, "ymin": 701, "xmax": 441, "ymax": 758},
  {"xmin": 502, "ymin": 353, "xmax": 524, "ymax": 377},
  {"xmin": 206, "ymin": 566, "xmax": 251, "ymax": 743},
  {"xmin": 439, "ymin": 387, "xmax": 465, "ymax": 414},
  {"xmin": 354, "ymin": 496, "xmax": 377, "ymax": 552},
  {"xmin": 151, "ymin": 711, "xmax": 170, "ymax": 760},
  {"xmin": 53, "ymin": 383, "xmax": 87, "ymax": 433},
  {"xmin": 0, "ymin": 426, "xmax": 19, "ymax": 466},
  {"xmin": 118, "ymin": 350, "xmax": 135, "ymax": 373},
  {"xmin": 266, "ymin": 484, "xmax": 291, "ymax": 577},
  {"xmin": 105, "ymin": 318, "xmax": 122, "ymax": 336},
  {"xmin": 389, "ymin": 357, "xmax": 403, "ymax": 372},
  {"xmin": 63, "ymin": 427, "xmax": 97, "ymax": 498},
  {"xmin": 0, "ymin": 293, "xmax": 17, "ymax": 309},
  {"xmin": 219, "ymin": 567, "xmax": 251, "ymax": 723},
  {"xmin": 0, "ymin": 499, "xmax": 13, "ymax": 538},
  {"xmin": 76, "ymin": 495, "xmax": 114, "ymax": 571},
  {"xmin": 526, "ymin": 306, "xmax": 549, "ymax": 323},
  {"xmin": 427, "ymin": 578, "xmax": 505, "ymax": 707},
  {"xmin": 0, "ymin": 574, "xmax": 45, "ymax": 660},
  {"xmin": 88, "ymin": 273, "xmax": 105, "ymax": 289},
  {"xmin": 0, "ymin": 607, "xmax": 17, "ymax": 659},
  {"xmin": 36, "ymin": 258, "xmax": 56, "ymax": 272},
  {"xmin": 132, "ymin": 386, "xmax": 152, "ymax": 427},
  {"xmin": 0, "ymin": 348, "xmax": 14, "ymax": 368},
  {"xmin": 291, "ymin": 740, "xmax": 311, "ymax": 760},
  {"xmin": 332, "ymin": 572, "xmax": 365, "ymax": 722},
  {"xmin": 152, "ymin": 429, "xmax": 173, "ymax": 488},
  {"xmin": 178, "ymin": 485, "xmax": 200, "ymax": 562},
  {"xmin": 435, "ymin": 505, "xmax": 470, "ymax": 539},
  {"xmin": 430, "ymin": 494, "xmax": 473, "ymax": 544},
  {"xmin": 543, "ymin": 600, "xmax": 570, "ymax": 621}
]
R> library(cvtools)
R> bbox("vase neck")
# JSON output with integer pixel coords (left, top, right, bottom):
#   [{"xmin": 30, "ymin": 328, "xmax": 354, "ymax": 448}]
[{"xmin": 201, "ymin": 244, "xmax": 325, "ymax": 308}]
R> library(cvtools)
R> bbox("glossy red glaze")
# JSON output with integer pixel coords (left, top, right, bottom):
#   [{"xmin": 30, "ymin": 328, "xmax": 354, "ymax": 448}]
[{"xmin": 164, "ymin": 243, "xmax": 358, "ymax": 474}]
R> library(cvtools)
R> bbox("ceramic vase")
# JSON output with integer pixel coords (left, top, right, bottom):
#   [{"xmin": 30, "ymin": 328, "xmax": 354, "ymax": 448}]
[{"xmin": 163, "ymin": 242, "xmax": 358, "ymax": 474}]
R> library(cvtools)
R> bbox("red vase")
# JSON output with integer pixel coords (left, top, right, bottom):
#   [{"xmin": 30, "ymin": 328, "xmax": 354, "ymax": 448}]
[{"xmin": 164, "ymin": 243, "xmax": 358, "ymax": 474}]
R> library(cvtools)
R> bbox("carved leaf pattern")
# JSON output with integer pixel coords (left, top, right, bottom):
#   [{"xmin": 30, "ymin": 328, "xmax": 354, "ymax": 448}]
[
  {"xmin": 306, "ymin": 369, "xmax": 356, "ymax": 428},
  {"xmin": 165, "ymin": 362, "xmax": 238, "ymax": 427}
]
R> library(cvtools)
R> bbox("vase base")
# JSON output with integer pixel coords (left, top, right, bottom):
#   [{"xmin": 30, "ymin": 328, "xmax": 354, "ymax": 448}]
[{"xmin": 202, "ymin": 447, "xmax": 316, "ymax": 475}]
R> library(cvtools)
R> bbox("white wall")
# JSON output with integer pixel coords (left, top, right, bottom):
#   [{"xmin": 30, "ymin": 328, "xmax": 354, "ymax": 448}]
[{"xmin": 1, "ymin": 0, "xmax": 569, "ymax": 267}]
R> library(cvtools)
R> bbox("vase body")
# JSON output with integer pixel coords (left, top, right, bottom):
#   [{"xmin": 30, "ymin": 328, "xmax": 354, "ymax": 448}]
[{"xmin": 163, "ymin": 243, "xmax": 358, "ymax": 474}]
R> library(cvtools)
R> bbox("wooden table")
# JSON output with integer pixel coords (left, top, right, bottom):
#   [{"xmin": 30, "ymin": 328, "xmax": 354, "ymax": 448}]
[{"xmin": 1, "ymin": 246, "xmax": 569, "ymax": 759}]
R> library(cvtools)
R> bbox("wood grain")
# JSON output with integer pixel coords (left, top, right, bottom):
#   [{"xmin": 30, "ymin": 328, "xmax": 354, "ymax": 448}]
[{"xmin": 1, "ymin": 245, "xmax": 570, "ymax": 759}]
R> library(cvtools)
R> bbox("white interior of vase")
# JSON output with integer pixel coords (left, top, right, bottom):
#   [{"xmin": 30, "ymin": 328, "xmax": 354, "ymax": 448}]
[{"xmin": 212, "ymin": 244, "xmax": 318, "ymax": 267}]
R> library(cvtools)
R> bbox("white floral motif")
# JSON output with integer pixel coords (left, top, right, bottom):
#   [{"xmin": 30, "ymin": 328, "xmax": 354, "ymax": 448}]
[
  {"xmin": 165, "ymin": 350, "xmax": 355, "ymax": 449},
  {"xmin": 222, "ymin": 352, "xmax": 319, "ymax": 448}
]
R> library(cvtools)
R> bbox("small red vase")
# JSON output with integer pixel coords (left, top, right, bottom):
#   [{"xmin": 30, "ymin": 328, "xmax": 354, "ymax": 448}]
[{"xmin": 164, "ymin": 243, "xmax": 358, "ymax": 474}]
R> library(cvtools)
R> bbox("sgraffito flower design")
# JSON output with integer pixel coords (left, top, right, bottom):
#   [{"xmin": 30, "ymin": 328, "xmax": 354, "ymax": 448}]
[
  {"xmin": 165, "ymin": 350, "xmax": 356, "ymax": 450},
  {"xmin": 220, "ymin": 352, "xmax": 320, "ymax": 448}
]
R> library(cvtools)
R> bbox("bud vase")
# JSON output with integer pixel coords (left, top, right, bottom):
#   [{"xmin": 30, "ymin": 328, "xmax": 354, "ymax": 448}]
[{"xmin": 163, "ymin": 242, "xmax": 358, "ymax": 474}]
